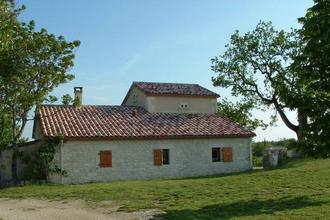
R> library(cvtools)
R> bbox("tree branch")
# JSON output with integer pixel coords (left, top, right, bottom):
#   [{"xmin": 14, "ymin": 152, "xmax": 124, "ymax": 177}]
[
  {"xmin": 235, "ymin": 70, "xmax": 273, "ymax": 104},
  {"xmin": 272, "ymin": 93, "xmax": 299, "ymax": 132}
]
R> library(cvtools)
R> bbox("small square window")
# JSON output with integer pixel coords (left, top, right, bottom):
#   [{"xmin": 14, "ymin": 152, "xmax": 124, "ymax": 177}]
[
  {"xmin": 180, "ymin": 102, "xmax": 189, "ymax": 109},
  {"xmin": 212, "ymin": 148, "xmax": 221, "ymax": 162}
]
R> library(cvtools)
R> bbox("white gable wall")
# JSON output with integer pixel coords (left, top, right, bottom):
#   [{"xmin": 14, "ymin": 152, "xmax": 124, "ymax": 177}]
[
  {"xmin": 123, "ymin": 87, "xmax": 148, "ymax": 109},
  {"xmin": 146, "ymin": 96, "xmax": 217, "ymax": 113},
  {"xmin": 50, "ymin": 137, "xmax": 252, "ymax": 184}
]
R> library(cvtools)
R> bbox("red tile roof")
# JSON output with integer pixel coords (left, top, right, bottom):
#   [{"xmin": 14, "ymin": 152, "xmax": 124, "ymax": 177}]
[
  {"xmin": 132, "ymin": 82, "xmax": 219, "ymax": 97},
  {"xmin": 38, "ymin": 105, "xmax": 255, "ymax": 140}
]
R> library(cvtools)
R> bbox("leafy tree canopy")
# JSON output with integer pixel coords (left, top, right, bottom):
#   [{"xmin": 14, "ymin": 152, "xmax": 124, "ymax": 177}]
[
  {"xmin": 212, "ymin": 21, "xmax": 305, "ymax": 139},
  {"xmin": 293, "ymin": 0, "xmax": 330, "ymax": 156},
  {"xmin": 212, "ymin": 1, "xmax": 330, "ymax": 157},
  {"xmin": 0, "ymin": 0, "xmax": 80, "ymax": 147},
  {"xmin": 62, "ymin": 94, "xmax": 74, "ymax": 105},
  {"xmin": 0, "ymin": 111, "xmax": 11, "ymax": 148},
  {"xmin": 217, "ymin": 99, "xmax": 267, "ymax": 131}
]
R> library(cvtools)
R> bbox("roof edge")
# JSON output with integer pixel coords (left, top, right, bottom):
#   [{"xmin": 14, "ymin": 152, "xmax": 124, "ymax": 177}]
[
  {"xmin": 121, "ymin": 83, "xmax": 135, "ymax": 106},
  {"xmin": 143, "ymin": 92, "xmax": 219, "ymax": 98},
  {"xmin": 122, "ymin": 82, "xmax": 220, "ymax": 102},
  {"xmin": 44, "ymin": 133, "xmax": 256, "ymax": 141}
]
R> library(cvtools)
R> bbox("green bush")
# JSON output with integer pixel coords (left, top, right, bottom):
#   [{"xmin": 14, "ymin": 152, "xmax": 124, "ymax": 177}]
[{"xmin": 18, "ymin": 136, "xmax": 66, "ymax": 182}]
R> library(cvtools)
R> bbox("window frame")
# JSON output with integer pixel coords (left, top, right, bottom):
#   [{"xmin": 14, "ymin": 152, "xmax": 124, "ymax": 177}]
[
  {"xmin": 154, "ymin": 148, "xmax": 170, "ymax": 166},
  {"xmin": 212, "ymin": 147, "xmax": 221, "ymax": 162},
  {"xmin": 162, "ymin": 149, "xmax": 170, "ymax": 165}
]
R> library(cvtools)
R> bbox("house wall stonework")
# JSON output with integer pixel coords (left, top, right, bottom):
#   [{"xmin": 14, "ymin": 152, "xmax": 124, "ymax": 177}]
[{"xmin": 51, "ymin": 137, "xmax": 252, "ymax": 184}]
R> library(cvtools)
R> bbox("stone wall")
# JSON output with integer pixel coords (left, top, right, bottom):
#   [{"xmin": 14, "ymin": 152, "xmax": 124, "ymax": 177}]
[
  {"xmin": 51, "ymin": 137, "xmax": 252, "ymax": 184},
  {"xmin": 0, "ymin": 141, "xmax": 41, "ymax": 185},
  {"xmin": 0, "ymin": 150, "xmax": 13, "ymax": 183}
]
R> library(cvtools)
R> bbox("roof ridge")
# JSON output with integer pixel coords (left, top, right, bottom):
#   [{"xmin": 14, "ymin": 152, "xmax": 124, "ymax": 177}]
[
  {"xmin": 41, "ymin": 104, "xmax": 128, "ymax": 107},
  {"xmin": 133, "ymin": 81, "xmax": 199, "ymax": 85},
  {"xmin": 131, "ymin": 81, "xmax": 219, "ymax": 97}
]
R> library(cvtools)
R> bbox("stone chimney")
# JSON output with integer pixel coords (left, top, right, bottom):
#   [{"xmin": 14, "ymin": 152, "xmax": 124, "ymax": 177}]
[{"xmin": 74, "ymin": 87, "xmax": 83, "ymax": 106}]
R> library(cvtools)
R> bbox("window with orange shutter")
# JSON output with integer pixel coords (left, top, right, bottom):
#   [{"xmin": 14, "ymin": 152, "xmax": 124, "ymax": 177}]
[
  {"xmin": 222, "ymin": 147, "xmax": 233, "ymax": 162},
  {"xmin": 99, "ymin": 150, "xmax": 112, "ymax": 167},
  {"xmin": 153, "ymin": 149, "xmax": 170, "ymax": 166}
]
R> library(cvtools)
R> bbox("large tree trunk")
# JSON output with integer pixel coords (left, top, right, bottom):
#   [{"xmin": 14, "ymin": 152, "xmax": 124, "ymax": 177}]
[
  {"xmin": 11, "ymin": 107, "xmax": 18, "ymax": 182},
  {"xmin": 272, "ymin": 95, "xmax": 304, "ymax": 140},
  {"xmin": 297, "ymin": 109, "xmax": 308, "ymax": 141}
]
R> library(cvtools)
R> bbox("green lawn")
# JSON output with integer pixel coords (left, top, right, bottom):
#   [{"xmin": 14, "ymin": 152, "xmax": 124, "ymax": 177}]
[{"xmin": 1, "ymin": 159, "xmax": 330, "ymax": 219}]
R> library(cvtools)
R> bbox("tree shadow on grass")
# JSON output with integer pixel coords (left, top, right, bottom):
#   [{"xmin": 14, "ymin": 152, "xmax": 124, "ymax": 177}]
[{"xmin": 152, "ymin": 196, "xmax": 325, "ymax": 220}]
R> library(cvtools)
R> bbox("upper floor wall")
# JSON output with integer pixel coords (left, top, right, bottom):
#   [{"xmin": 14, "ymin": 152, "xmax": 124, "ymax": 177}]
[
  {"xmin": 123, "ymin": 86, "xmax": 148, "ymax": 110},
  {"xmin": 122, "ymin": 86, "xmax": 218, "ymax": 113},
  {"xmin": 145, "ymin": 95, "xmax": 217, "ymax": 113}
]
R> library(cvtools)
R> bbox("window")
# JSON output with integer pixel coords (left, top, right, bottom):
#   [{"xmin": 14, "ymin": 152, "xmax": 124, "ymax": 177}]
[
  {"xmin": 212, "ymin": 147, "xmax": 221, "ymax": 162},
  {"xmin": 162, "ymin": 149, "xmax": 170, "ymax": 165},
  {"xmin": 154, "ymin": 149, "xmax": 170, "ymax": 166},
  {"xmin": 99, "ymin": 150, "xmax": 112, "ymax": 167},
  {"xmin": 180, "ymin": 102, "xmax": 189, "ymax": 109},
  {"xmin": 212, "ymin": 147, "xmax": 233, "ymax": 163}
]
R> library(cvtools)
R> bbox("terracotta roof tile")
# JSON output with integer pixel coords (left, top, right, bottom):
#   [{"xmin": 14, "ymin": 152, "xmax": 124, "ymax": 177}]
[
  {"xmin": 38, "ymin": 105, "xmax": 255, "ymax": 140},
  {"xmin": 133, "ymin": 82, "xmax": 220, "ymax": 97}
]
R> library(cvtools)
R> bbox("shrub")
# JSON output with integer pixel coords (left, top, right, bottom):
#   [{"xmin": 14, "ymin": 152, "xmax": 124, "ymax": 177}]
[{"xmin": 252, "ymin": 156, "xmax": 263, "ymax": 167}]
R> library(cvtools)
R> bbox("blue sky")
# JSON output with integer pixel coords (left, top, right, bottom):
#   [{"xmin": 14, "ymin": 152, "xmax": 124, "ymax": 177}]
[{"xmin": 20, "ymin": 0, "xmax": 313, "ymax": 141}]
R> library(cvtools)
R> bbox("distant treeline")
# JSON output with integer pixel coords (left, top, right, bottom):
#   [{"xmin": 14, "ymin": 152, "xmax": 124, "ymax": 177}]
[{"xmin": 252, "ymin": 138, "xmax": 297, "ymax": 157}]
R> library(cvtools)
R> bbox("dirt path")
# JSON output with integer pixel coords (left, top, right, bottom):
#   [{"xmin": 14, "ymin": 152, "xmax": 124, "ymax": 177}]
[{"xmin": 0, "ymin": 198, "xmax": 161, "ymax": 220}]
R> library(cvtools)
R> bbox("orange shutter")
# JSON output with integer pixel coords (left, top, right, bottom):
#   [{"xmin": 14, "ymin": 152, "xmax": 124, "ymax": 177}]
[
  {"xmin": 108, "ymin": 151, "xmax": 112, "ymax": 167},
  {"xmin": 154, "ymin": 149, "xmax": 162, "ymax": 166},
  {"xmin": 99, "ymin": 150, "xmax": 112, "ymax": 167},
  {"xmin": 222, "ymin": 147, "xmax": 233, "ymax": 162}
]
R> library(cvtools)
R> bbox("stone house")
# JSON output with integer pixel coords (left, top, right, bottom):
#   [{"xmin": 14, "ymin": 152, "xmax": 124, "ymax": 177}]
[{"xmin": 33, "ymin": 82, "xmax": 255, "ymax": 184}]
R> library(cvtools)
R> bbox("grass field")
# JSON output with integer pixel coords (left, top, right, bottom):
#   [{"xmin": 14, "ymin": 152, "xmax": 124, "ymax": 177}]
[{"xmin": 1, "ymin": 159, "xmax": 330, "ymax": 219}]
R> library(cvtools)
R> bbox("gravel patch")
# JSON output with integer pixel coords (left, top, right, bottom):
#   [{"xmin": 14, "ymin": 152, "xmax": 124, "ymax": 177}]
[{"xmin": 0, "ymin": 198, "xmax": 162, "ymax": 220}]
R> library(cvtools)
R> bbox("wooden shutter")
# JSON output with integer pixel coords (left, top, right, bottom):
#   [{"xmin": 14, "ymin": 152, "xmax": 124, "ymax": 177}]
[
  {"xmin": 99, "ymin": 150, "xmax": 112, "ymax": 167},
  {"xmin": 222, "ymin": 147, "xmax": 233, "ymax": 162},
  {"xmin": 154, "ymin": 149, "xmax": 162, "ymax": 166}
]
